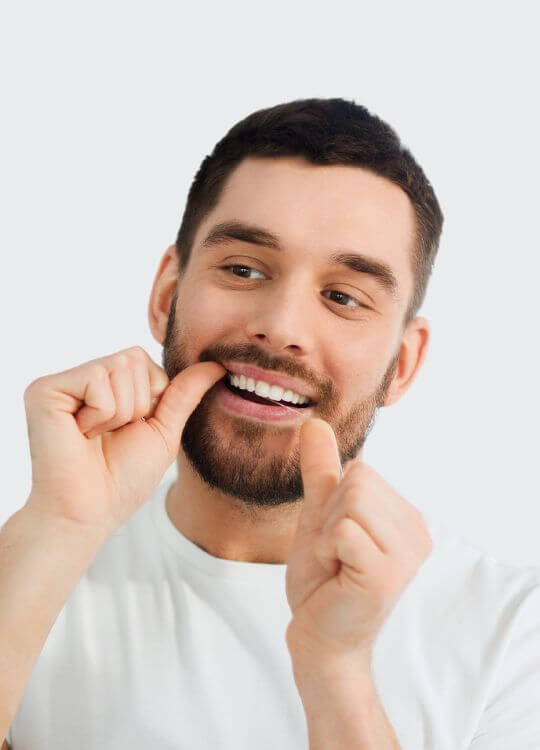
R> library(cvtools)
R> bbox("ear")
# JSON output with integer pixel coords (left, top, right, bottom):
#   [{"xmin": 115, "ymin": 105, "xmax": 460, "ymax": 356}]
[
  {"xmin": 382, "ymin": 316, "xmax": 430, "ymax": 407},
  {"xmin": 148, "ymin": 245, "xmax": 183, "ymax": 345}
]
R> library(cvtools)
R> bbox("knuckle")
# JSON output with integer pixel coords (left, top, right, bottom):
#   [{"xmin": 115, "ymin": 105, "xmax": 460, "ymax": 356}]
[
  {"xmin": 129, "ymin": 345, "xmax": 147, "ymax": 362},
  {"xmin": 345, "ymin": 498, "xmax": 368, "ymax": 522},
  {"xmin": 24, "ymin": 376, "xmax": 49, "ymax": 402},
  {"xmin": 90, "ymin": 364, "xmax": 109, "ymax": 381},
  {"xmin": 25, "ymin": 375, "xmax": 46, "ymax": 391},
  {"xmin": 333, "ymin": 516, "xmax": 355, "ymax": 539},
  {"xmin": 114, "ymin": 354, "xmax": 130, "ymax": 369},
  {"xmin": 342, "ymin": 465, "xmax": 369, "ymax": 490}
]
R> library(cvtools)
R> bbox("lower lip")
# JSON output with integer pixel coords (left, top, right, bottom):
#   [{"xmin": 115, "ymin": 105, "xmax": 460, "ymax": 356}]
[{"xmin": 214, "ymin": 379, "xmax": 315, "ymax": 422}]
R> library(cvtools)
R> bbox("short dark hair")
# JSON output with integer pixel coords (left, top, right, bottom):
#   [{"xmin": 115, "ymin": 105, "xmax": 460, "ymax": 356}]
[{"xmin": 175, "ymin": 97, "xmax": 444, "ymax": 329}]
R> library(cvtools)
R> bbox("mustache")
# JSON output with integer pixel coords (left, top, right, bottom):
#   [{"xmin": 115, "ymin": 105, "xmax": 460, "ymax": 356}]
[{"xmin": 199, "ymin": 344, "xmax": 328, "ymax": 398}]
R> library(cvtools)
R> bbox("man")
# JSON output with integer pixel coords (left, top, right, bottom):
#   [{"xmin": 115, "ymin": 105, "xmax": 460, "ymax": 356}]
[{"xmin": 2, "ymin": 98, "xmax": 539, "ymax": 748}]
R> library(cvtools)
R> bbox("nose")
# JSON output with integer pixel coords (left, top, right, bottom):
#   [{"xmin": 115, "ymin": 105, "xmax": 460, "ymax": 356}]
[{"xmin": 244, "ymin": 277, "xmax": 316, "ymax": 357}]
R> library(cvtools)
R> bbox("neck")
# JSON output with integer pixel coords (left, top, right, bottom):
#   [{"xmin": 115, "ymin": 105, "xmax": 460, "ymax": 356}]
[{"xmin": 164, "ymin": 452, "xmax": 302, "ymax": 564}]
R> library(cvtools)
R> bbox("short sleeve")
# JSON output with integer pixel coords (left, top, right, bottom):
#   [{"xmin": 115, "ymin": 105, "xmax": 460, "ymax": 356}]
[{"xmin": 470, "ymin": 580, "xmax": 540, "ymax": 748}]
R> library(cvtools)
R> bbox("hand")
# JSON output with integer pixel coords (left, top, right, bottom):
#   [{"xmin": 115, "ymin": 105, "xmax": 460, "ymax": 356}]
[
  {"xmin": 285, "ymin": 418, "xmax": 433, "ymax": 662},
  {"xmin": 23, "ymin": 346, "xmax": 226, "ymax": 538}
]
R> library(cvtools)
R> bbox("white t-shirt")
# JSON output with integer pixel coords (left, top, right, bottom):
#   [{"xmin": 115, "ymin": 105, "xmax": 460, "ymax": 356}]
[{"xmin": 7, "ymin": 478, "xmax": 540, "ymax": 749}]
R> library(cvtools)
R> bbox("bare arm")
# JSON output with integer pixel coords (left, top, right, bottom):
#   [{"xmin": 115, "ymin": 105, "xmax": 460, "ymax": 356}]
[
  {"xmin": 0, "ymin": 348, "xmax": 225, "ymax": 745},
  {"xmin": 0, "ymin": 504, "xmax": 106, "ymax": 742}
]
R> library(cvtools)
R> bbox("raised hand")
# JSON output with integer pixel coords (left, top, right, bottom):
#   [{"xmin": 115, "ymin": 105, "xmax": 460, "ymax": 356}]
[
  {"xmin": 285, "ymin": 418, "xmax": 433, "ymax": 662},
  {"xmin": 23, "ymin": 346, "xmax": 226, "ymax": 539}
]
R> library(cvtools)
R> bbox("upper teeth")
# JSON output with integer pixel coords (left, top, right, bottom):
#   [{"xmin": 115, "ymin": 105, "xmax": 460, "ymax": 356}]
[{"xmin": 227, "ymin": 373, "xmax": 310, "ymax": 405}]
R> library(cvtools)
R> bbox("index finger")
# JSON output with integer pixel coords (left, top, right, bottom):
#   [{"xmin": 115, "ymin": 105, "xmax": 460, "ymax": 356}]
[{"xmin": 92, "ymin": 346, "xmax": 170, "ymax": 396}]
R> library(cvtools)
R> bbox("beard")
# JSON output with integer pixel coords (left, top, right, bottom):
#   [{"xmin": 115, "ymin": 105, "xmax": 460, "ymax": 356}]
[{"xmin": 162, "ymin": 291, "xmax": 399, "ymax": 511}]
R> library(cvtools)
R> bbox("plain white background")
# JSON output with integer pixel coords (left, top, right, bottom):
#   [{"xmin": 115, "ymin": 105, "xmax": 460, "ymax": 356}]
[{"xmin": 1, "ymin": 2, "xmax": 538, "ymax": 568}]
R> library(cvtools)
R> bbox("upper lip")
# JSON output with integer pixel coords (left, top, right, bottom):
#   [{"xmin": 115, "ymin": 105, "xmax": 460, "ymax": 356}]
[{"xmin": 223, "ymin": 362, "xmax": 318, "ymax": 403}]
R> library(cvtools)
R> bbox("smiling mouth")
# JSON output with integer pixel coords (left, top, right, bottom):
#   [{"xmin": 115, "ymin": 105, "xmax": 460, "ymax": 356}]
[{"xmin": 222, "ymin": 376, "xmax": 314, "ymax": 409}]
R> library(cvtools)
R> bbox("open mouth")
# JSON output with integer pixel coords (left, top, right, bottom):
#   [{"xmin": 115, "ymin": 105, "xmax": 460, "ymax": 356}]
[{"xmin": 223, "ymin": 376, "xmax": 314, "ymax": 409}]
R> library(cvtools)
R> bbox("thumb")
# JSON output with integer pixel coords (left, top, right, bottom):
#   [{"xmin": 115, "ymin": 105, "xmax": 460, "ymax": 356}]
[
  {"xmin": 148, "ymin": 361, "xmax": 226, "ymax": 458},
  {"xmin": 298, "ymin": 418, "xmax": 342, "ymax": 531}
]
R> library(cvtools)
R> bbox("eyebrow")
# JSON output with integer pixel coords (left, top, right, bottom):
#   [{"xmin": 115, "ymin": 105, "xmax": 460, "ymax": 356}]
[{"xmin": 201, "ymin": 220, "xmax": 400, "ymax": 302}]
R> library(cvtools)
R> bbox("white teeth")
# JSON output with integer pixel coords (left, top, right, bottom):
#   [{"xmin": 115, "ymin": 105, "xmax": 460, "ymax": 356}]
[
  {"xmin": 255, "ymin": 381, "xmax": 271, "ymax": 399},
  {"xmin": 228, "ymin": 373, "xmax": 309, "ymax": 405},
  {"xmin": 269, "ymin": 385, "xmax": 283, "ymax": 401}
]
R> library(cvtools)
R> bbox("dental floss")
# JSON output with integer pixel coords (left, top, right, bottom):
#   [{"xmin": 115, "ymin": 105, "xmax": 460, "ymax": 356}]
[
  {"xmin": 263, "ymin": 396, "xmax": 309, "ymax": 414},
  {"xmin": 227, "ymin": 379, "xmax": 311, "ymax": 416}
]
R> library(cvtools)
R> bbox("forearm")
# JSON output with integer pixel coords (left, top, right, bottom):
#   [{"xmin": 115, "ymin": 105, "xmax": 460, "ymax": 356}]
[
  {"xmin": 0, "ymin": 502, "xmax": 106, "ymax": 739},
  {"xmin": 290, "ymin": 653, "xmax": 400, "ymax": 750}
]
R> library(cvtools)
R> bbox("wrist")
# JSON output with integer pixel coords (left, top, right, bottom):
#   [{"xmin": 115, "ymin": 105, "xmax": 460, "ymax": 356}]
[
  {"xmin": 289, "ymin": 647, "xmax": 374, "ymax": 705},
  {"xmin": 15, "ymin": 501, "xmax": 110, "ymax": 547}
]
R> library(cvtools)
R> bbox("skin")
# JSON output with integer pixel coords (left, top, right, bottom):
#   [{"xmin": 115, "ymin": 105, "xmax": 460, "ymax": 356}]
[{"xmin": 147, "ymin": 156, "xmax": 429, "ymax": 564}]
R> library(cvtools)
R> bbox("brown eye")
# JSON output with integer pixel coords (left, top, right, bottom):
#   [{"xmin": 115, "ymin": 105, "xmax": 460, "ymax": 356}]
[
  {"xmin": 219, "ymin": 266, "xmax": 368, "ymax": 312},
  {"xmin": 220, "ymin": 264, "xmax": 265, "ymax": 280},
  {"xmin": 323, "ymin": 290, "xmax": 366, "ymax": 309}
]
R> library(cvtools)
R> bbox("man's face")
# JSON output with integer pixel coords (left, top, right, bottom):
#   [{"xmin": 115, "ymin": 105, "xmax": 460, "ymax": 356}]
[{"xmin": 161, "ymin": 156, "xmax": 417, "ymax": 508}]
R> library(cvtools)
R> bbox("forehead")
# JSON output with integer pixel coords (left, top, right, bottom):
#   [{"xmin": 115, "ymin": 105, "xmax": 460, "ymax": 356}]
[{"xmin": 194, "ymin": 156, "xmax": 416, "ymax": 304}]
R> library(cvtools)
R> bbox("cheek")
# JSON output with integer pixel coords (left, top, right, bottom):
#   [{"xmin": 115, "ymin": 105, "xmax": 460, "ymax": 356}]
[
  {"xmin": 176, "ymin": 284, "xmax": 236, "ymax": 345},
  {"xmin": 329, "ymin": 347, "xmax": 387, "ymax": 401}
]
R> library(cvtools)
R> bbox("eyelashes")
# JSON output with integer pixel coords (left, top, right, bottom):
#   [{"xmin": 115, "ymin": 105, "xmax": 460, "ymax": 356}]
[{"xmin": 218, "ymin": 264, "xmax": 369, "ymax": 311}]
